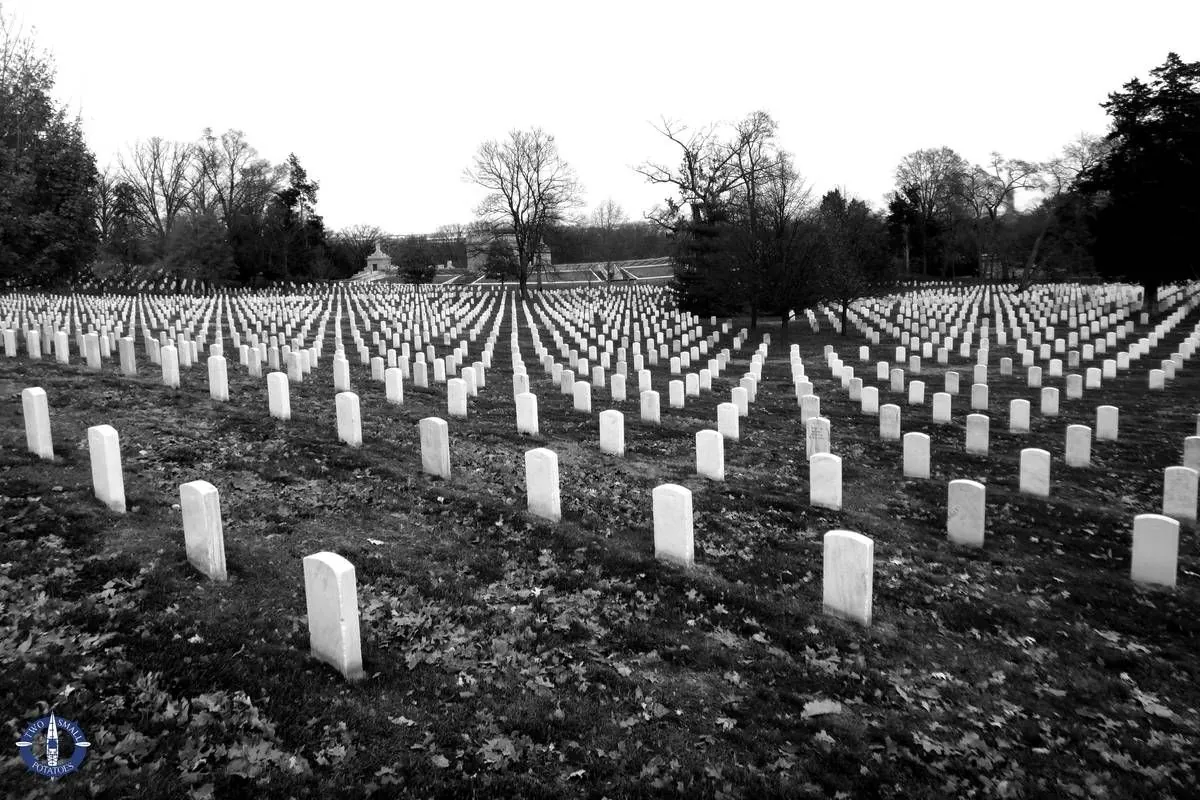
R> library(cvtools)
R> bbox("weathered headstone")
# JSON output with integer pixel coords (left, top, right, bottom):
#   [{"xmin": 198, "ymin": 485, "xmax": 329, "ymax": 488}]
[
  {"xmin": 1065, "ymin": 424, "xmax": 1091, "ymax": 467},
  {"xmin": 525, "ymin": 448, "xmax": 562, "ymax": 522},
  {"xmin": 516, "ymin": 392, "xmax": 538, "ymax": 435},
  {"xmin": 208, "ymin": 355, "xmax": 229, "ymax": 402},
  {"xmin": 1010, "ymin": 399, "xmax": 1031, "ymax": 433},
  {"xmin": 810, "ymin": 453, "xmax": 843, "ymax": 510},
  {"xmin": 903, "ymin": 432, "xmax": 930, "ymax": 479},
  {"xmin": 822, "ymin": 530, "xmax": 873, "ymax": 626},
  {"xmin": 419, "ymin": 417, "xmax": 451, "ymax": 478},
  {"xmin": 1130, "ymin": 514, "xmax": 1180, "ymax": 588},
  {"xmin": 696, "ymin": 429, "xmax": 724, "ymax": 481},
  {"xmin": 1019, "ymin": 448, "xmax": 1051, "ymax": 497},
  {"xmin": 717, "ymin": 402, "xmax": 739, "ymax": 441},
  {"xmin": 180, "ymin": 480, "xmax": 227, "ymax": 581},
  {"xmin": 1162, "ymin": 466, "xmax": 1198, "ymax": 521},
  {"xmin": 385, "ymin": 367, "xmax": 404, "ymax": 404},
  {"xmin": 268, "ymin": 372, "xmax": 291, "ymax": 420},
  {"xmin": 640, "ymin": 390, "xmax": 661, "ymax": 424},
  {"xmin": 599, "ymin": 409, "xmax": 624, "ymax": 456},
  {"xmin": 879, "ymin": 404, "xmax": 901, "ymax": 441},
  {"xmin": 965, "ymin": 413, "xmax": 989, "ymax": 455},
  {"xmin": 87, "ymin": 424, "xmax": 125, "ymax": 512},
  {"xmin": 161, "ymin": 344, "xmax": 181, "ymax": 388},
  {"xmin": 947, "ymin": 479, "xmax": 985, "ymax": 547},
  {"xmin": 447, "ymin": 378, "xmax": 468, "ymax": 418},
  {"xmin": 303, "ymin": 551, "xmax": 364, "ymax": 681},
  {"xmin": 932, "ymin": 392, "xmax": 951, "ymax": 423},
  {"xmin": 21, "ymin": 387, "xmax": 53, "ymax": 460},
  {"xmin": 653, "ymin": 484, "xmax": 694, "ymax": 568},
  {"xmin": 336, "ymin": 392, "xmax": 363, "ymax": 446},
  {"xmin": 806, "ymin": 416, "xmax": 831, "ymax": 459}
]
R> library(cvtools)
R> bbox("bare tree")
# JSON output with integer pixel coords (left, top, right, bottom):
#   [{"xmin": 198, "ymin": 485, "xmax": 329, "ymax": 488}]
[
  {"xmin": 955, "ymin": 153, "xmax": 1041, "ymax": 279},
  {"xmin": 591, "ymin": 198, "xmax": 627, "ymax": 277},
  {"xmin": 333, "ymin": 223, "xmax": 386, "ymax": 268},
  {"xmin": 1018, "ymin": 133, "xmax": 1111, "ymax": 286},
  {"xmin": 92, "ymin": 164, "xmax": 118, "ymax": 242},
  {"xmin": 636, "ymin": 111, "xmax": 777, "ymax": 229},
  {"xmin": 894, "ymin": 147, "xmax": 968, "ymax": 275},
  {"xmin": 465, "ymin": 127, "xmax": 582, "ymax": 298},
  {"xmin": 195, "ymin": 128, "xmax": 282, "ymax": 225},
  {"xmin": 118, "ymin": 137, "xmax": 195, "ymax": 248}
]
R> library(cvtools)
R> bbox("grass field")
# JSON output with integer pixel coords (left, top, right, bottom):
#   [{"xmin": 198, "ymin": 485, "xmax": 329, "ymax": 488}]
[{"xmin": 1, "ymin": 290, "xmax": 1198, "ymax": 798}]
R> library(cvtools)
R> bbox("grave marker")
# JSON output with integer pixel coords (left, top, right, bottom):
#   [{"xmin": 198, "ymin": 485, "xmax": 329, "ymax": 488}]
[
  {"xmin": 947, "ymin": 479, "xmax": 986, "ymax": 547},
  {"xmin": 1130, "ymin": 514, "xmax": 1180, "ymax": 588},
  {"xmin": 87, "ymin": 424, "xmax": 126, "ymax": 513},
  {"xmin": 822, "ymin": 530, "xmax": 873, "ymax": 626},
  {"xmin": 419, "ymin": 417, "xmax": 451, "ymax": 478},
  {"xmin": 21, "ymin": 387, "xmax": 53, "ymax": 459},
  {"xmin": 653, "ymin": 484, "xmax": 694, "ymax": 568},
  {"xmin": 303, "ymin": 551, "xmax": 364, "ymax": 681},
  {"xmin": 525, "ymin": 448, "xmax": 562, "ymax": 522},
  {"xmin": 180, "ymin": 480, "xmax": 227, "ymax": 581}
]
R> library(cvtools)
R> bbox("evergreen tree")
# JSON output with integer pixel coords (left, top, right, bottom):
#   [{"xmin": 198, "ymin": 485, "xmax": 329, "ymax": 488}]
[
  {"xmin": 0, "ymin": 13, "xmax": 98, "ymax": 286},
  {"xmin": 1077, "ymin": 53, "xmax": 1200, "ymax": 301}
]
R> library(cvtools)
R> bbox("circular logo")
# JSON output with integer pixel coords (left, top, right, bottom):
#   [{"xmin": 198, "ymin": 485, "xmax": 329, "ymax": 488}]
[{"xmin": 15, "ymin": 713, "xmax": 90, "ymax": 779}]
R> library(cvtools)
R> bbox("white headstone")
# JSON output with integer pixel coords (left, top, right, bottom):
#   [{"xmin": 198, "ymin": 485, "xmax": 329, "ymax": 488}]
[
  {"xmin": 1065, "ymin": 424, "xmax": 1091, "ymax": 467},
  {"xmin": 809, "ymin": 453, "xmax": 843, "ymax": 510},
  {"xmin": 599, "ymin": 409, "xmax": 624, "ymax": 456},
  {"xmin": 161, "ymin": 344, "xmax": 180, "ymax": 388},
  {"xmin": 268, "ymin": 372, "xmax": 291, "ymax": 420},
  {"xmin": 525, "ymin": 448, "xmax": 562, "ymax": 522},
  {"xmin": 970, "ymin": 383, "xmax": 988, "ymax": 411},
  {"xmin": 447, "ymin": 378, "xmax": 468, "ymax": 418},
  {"xmin": 88, "ymin": 424, "xmax": 125, "ymax": 512},
  {"xmin": 180, "ymin": 480, "xmax": 227, "ymax": 581},
  {"xmin": 806, "ymin": 416, "xmax": 831, "ymax": 459},
  {"xmin": 208, "ymin": 355, "xmax": 229, "ymax": 402},
  {"xmin": 516, "ymin": 392, "xmax": 539, "ymax": 436},
  {"xmin": 1162, "ymin": 466, "xmax": 1198, "ymax": 521},
  {"xmin": 653, "ymin": 484, "xmax": 694, "ymax": 568},
  {"xmin": 903, "ymin": 432, "xmax": 930, "ymax": 479},
  {"xmin": 864, "ymin": 386, "xmax": 883, "ymax": 417},
  {"xmin": 947, "ymin": 479, "xmax": 986, "ymax": 547},
  {"xmin": 335, "ymin": 392, "xmax": 363, "ymax": 446},
  {"xmin": 880, "ymin": 404, "xmax": 901, "ymax": 441},
  {"xmin": 1040, "ymin": 387, "xmax": 1059, "ymax": 417},
  {"xmin": 696, "ymin": 429, "xmax": 724, "ymax": 481},
  {"xmin": 1019, "ymin": 448, "xmax": 1051, "ymax": 497},
  {"xmin": 303, "ymin": 551, "xmax": 364, "ymax": 681},
  {"xmin": 822, "ymin": 530, "xmax": 873, "ymax": 626},
  {"xmin": 1010, "ymin": 399, "xmax": 1030, "ymax": 433},
  {"xmin": 119, "ymin": 336, "xmax": 137, "ymax": 376},
  {"xmin": 717, "ymin": 402, "xmax": 739, "ymax": 441},
  {"xmin": 1130, "ymin": 514, "xmax": 1180, "ymax": 588},
  {"xmin": 965, "ymin": 413, "xmax": 989, "ymax": 455},
  {"xmin": 1096, "ymin": 405, "xmax": 1119, "ymax": 440},
  {"xmin": 932, "ymin": 392, "xmax": 951, "ymax": 424},
  {"xmin": 385, "ymin": 367, "xmax": 404, "ymax": 405},
  {"xmin": 419, "ymin": 417, "xmax": 451, "ymax": 478},
  {"xmin": 21, "ymin": 387, "xmax": 53, "ymax": 459},
  {"xmin": 1184, "ymin": 437, "xmax": 1200, "ymax": 472},
  {"xmin": 640, "ymin": 390, "xmax": 661, "ymax": 424}
]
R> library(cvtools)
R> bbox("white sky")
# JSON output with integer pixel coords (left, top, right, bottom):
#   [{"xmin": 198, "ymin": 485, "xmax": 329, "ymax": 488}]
[{"xmin": 4, "ymin": 0, "xmax": 1196, "ymax": 234}]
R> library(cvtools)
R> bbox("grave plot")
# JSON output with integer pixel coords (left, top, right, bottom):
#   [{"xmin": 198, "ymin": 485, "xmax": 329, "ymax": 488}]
[{"xmin": 1, "ymin": 280, "xmax": 1198, "ymax": 798}]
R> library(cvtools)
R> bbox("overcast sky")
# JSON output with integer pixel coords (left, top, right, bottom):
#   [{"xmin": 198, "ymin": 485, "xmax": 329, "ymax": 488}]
[{"xmin": 5, "ymin": 0, "xmax": 1196, "ymax": 234}]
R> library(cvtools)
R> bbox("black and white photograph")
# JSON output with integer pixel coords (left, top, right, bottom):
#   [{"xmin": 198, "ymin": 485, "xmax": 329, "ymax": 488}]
[{"xmin": 1, "ymin": 1, "xmax": 1198, "ymax": 796}]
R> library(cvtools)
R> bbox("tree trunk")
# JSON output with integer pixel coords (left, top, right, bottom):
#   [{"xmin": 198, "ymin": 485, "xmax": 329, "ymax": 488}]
[
  {"xmin": 518, "ymin": 272, "xmax": 529, "ymax": 302},
  {"xmin": 749, "ymin": 301, "xmax": 758, "ymax": 330},
  {"xmin": 839, "ymin": 300, "xmax": 849, "ymax": 337}
]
